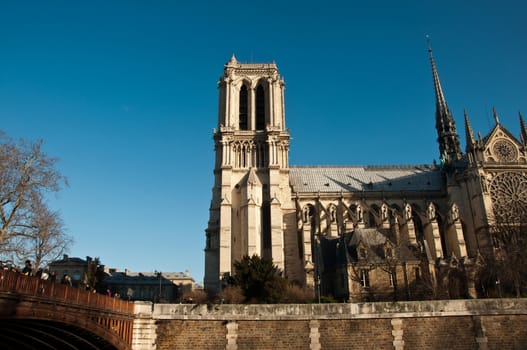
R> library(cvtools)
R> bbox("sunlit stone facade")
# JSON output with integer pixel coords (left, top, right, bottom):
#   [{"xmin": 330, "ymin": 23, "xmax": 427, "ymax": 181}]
[{"xmin": 205, "ymin": 53, "xmax": 527, "ymax": 301}]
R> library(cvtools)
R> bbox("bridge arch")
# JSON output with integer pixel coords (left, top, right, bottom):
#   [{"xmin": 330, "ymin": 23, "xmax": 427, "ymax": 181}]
[
  {"xmin": 0, "ymin": 318, "xmax": 126, "ymax": 350},
  {"xmin": 0, "ymin": 270, "xmax": 133, "ymax": 349}
]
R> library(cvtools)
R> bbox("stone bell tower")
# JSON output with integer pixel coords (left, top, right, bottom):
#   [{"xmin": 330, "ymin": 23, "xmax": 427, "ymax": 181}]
[{"xmin": 204, "ymin": 55, "xmax": 293, "ymax": 292}]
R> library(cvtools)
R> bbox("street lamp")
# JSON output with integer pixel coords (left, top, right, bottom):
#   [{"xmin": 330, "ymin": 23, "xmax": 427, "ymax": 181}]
[
  {"xmin": 311, "ymin": 231, "xmax": 321, "ymax": 304},
  {"xmin": 496, "ymin": 278, "xmax": 502, "ymax": 298},
  {"xmin": 154, "ymin": 270, "xmax": 162, "ymax": 303}
]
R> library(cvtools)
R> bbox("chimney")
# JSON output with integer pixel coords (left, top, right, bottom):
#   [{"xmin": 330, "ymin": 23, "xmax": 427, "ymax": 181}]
[{"xmin": 63, "ymin": 254, "xmax": 69, "ymax": 261}]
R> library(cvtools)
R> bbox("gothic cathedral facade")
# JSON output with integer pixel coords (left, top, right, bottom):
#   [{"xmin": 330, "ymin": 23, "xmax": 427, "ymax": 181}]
[{"xmin": 204, "ymin": 51, "xmax": 527, "ymax": 300}]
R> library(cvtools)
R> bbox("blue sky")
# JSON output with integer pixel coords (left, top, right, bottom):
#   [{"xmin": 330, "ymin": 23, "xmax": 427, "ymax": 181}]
[{"xmin": 1, "ymin": 1, "xmax": 525, "ymax": 283}]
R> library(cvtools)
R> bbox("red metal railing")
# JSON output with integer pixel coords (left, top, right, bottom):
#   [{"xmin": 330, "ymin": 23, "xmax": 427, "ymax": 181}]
[{"xmin": 0, "ymin": 269, "xmax": 134, "ymax": 314}]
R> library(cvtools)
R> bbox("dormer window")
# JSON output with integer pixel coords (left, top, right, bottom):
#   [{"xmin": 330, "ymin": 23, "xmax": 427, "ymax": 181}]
[
  {"xmin": 384, "ymin": 241, "xmax": 394, "ymax": 259},
  {"xmin": 359, "ymin": 248, "xmax": 367, "ymax": 259},
  {"xmin": 356, "ymin": 240, "xmax": 368, "ymax": 260}
]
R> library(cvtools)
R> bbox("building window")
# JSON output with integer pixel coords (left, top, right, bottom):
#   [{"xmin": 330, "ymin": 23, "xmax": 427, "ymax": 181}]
[
  {"xmin": 73, "ymin": 270, "xmax": 81, "ymax": 281},
  {"xmin": 239, "ymin": 85, "xmax": 248, "ymax": 130},
  {"xmin": 256, "ymin": 84, "xmax": 265, "ymax": 130},
  {"xmin": 415, "ymin": 267, "xmax": 421, "ymax": 280},
  {"xmin": 360, "ymin": 269, "xmax": 370, "ymax": 288},
  {"xmin": 389, "ymin": 271, "xmax": 395, "ymax": 287}
]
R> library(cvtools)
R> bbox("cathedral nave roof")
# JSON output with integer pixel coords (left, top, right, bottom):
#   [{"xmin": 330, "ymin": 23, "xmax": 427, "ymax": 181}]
[{"xmin": 289, "ymin": 165, "xmax": 442, "ymax": 194}]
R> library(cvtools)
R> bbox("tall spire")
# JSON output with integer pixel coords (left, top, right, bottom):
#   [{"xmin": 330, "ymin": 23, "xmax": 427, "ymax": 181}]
[
  {"xmin": 428, "ymin": 37, "xmax": 449, "ymax": 121},
  {"xmin": 464, "ymin": 109, "xmax": 476, "ymax": 150},
  {"xmin": 492, "ymin": 107, "xmax": 500, "ymax": 125},
  {"xmin": 427, "ymin": 36, "xmax": 462, "ymax": 164},
  {"xmin": 519, "ymin": 111, "xmax": 527, "ymax": 147}
]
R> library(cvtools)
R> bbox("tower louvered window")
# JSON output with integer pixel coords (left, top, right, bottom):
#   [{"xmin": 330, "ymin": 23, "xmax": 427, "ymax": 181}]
[
  {"xmin": 256, "ymin": 84, "xmax": 265, "ymax": 130},
  {"xmin": 239, "ymin": 85, "xmax": 248, "ymax": 130}
]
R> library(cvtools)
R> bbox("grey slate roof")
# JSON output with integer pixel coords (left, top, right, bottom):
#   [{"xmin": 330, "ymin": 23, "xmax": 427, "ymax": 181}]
[
  {"xmin": 289, "ymin": 165, "xmax": 442, "ymax": 193},
  {"xmin": 348, "ymin": 228, "xmax": 388, "ymax": 246},
  {"xmin": 107, "ymin": 271, "xmax": 191, "ymax": 280},
  {"xmin": 319, "ymin": 229, "xmax": 391, "ymax": 269},
  {"xmin": 49, "ymin": 257, "xmax": 87, "ymax": 265},
  {"xmin": 105, "ymin": 271, "xmax": 194, "ymax": 285}
]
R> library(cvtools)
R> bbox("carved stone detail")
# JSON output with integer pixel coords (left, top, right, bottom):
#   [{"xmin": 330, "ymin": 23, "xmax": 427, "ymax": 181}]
[
  {"xmin": 492, "ymin": 139, "xmax": 517, "ymax": 162},
  {"xmin": 490, "ymin": 172, "xmax": 527, "ymax": 221}
]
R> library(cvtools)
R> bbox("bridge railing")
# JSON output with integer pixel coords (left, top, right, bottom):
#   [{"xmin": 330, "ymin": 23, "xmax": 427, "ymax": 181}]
[{"xmin": 0, "ymin": 269, "xmax": 134, "ymax": 314}]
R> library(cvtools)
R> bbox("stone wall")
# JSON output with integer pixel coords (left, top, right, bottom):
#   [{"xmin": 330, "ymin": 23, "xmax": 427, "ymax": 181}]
[{"xmin": 133, "ymin": 299, "xmax": 527, "ymax": 350}]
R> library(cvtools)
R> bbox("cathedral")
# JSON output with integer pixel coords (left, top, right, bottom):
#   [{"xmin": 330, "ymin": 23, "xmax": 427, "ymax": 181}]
[{"xmin": 204, "ymin": 49, "xmax": 527, "ymax": 301}]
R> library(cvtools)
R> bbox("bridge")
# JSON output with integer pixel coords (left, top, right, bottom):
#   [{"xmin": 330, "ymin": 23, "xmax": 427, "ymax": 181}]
[{"xmin": 0, "ymin": 269, "xmax": 135, "ymax": 349}]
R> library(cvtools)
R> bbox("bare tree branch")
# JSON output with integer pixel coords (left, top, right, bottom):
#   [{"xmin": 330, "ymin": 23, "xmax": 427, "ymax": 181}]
[{"xmin": 0, "ymin": 130, "xmax": 70, "ymax": 268}]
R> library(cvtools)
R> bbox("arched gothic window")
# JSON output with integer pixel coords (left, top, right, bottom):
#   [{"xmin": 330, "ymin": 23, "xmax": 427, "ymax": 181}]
[
  {"xmin": 256, "ymin": 84, "xmax": 265, "ymax": 130},
  {"xmin": 239, "ymin": 85, "xmax": 248, "ymax": 130}
]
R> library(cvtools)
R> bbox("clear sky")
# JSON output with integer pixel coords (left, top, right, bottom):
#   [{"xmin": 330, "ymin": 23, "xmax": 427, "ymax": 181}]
[{"xmin": 1, "ymin": 1, "xmax": 525, "ymax": 284}]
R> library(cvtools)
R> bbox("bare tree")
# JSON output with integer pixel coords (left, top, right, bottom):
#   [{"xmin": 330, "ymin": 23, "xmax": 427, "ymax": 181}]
[
  {"xmin": 348, "ymin": 249, "xmax": 406, "ymax": 302},
  {"xmin": 0, "ymin": 131, "xmax": 70, "ymax": 268},
  {"xmin": 479, "ymin": 172, "xmax": 527, "ymax": 297},
  {"xmin": 348, "ymin": 260, "xmax": 378, "ymax": 302},
  {"xmin": 478, "ymin": 214, "xmax": 527, "ymax": 298},
  {"xmin": 26, "ymin": 197, "xmax": 72, "ymax": 268},
  {"xmin": 378, "ymin": 250, "xmax": 400, "ymax": 301}
]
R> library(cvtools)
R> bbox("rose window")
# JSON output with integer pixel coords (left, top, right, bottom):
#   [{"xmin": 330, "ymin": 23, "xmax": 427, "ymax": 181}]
[
  {"xmin": 492, "ymin": 140, "xmax": 517, "ymax": 162},
  {"xmin": 490, "ymin": 172, "xmax": 527, "ymax": 221}
]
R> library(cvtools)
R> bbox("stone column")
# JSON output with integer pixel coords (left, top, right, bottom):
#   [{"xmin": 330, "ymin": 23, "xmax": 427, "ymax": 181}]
[
  {"xmin": 250, "ymin": 87, "xmax": 255, "ymax": 130},
  {"xmin": 219, "ymin": 197, "xmax": 232, "ymax": 278},
  {"xmin": 268, "ymin": 78, "xmax": 274, "ymax": 127},
  {"xmin": 309, "ymin": 320, "xmax": 321, "ymax": 350},
  {"xmin": 472, "ymin": 316, "xmax": 488, "ymax": 350},
  {"xmin": 449, "ymin": 221, "xmax": 467, "ymax": 257},
  {"xmin": 226, "ymin": 321, "xmax": 238, "ymax": 350},
  {"xmin": 245, "ymin": 144, "xmax": 253, "ymax": 168},
  {"xmin": 132, "ymin": 302, "xmax": 156, "ymax": 350},
  {"xmin": 225, "ymin": 79, "xmax": 231, "ymax": 126},
  {"xmin": 269, "ymin": 196, "xmax": 284, "ymax": 270},
  {"xmin": 222, "ymin": 140, "xmax": 229, "ymax": 166},
  {"xmin": 425, "ymin": 221, "xmax": 443, "ymax": 259},
  {"xmin": 245, "ymin": 197, "xmax": 260, "ymax": 257},
  {"xmin": 270, "ymin": 140, "xmax": 277, "ymax": 165},
  {"xmin": 280, "ymin": 82, "xmax": 286, "ymax": 128},
  {"xmin": 391, "ymin": 318, "xmax": 404, "ymax": 350},
  {"xmin": 406, "ymin": 221, "xmax": 417, "ymax": 245}
]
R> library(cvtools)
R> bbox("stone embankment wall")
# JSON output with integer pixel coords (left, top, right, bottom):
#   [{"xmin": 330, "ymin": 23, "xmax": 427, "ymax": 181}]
[{"xmin": 132, "ymin": 299, "xmax": 527, "ymax": 350}]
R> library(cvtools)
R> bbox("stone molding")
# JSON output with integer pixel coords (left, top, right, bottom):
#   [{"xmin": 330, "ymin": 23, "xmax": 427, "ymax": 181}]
[{"xmin": 152, "ymin": 298, "xmax": 527, "ymax": 321}]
